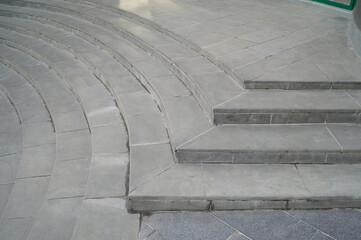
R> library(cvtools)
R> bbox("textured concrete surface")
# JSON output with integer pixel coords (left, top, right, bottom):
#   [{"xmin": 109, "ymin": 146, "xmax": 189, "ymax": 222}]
[{"xmin": 0, "ymin": 0, "xmax": 361, "ymax": 239}]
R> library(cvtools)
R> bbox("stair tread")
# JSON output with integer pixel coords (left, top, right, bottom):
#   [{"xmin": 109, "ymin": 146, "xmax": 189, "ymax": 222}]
[
  {"xmin": 176, "ymin": 124, "xmax": 361, "ymax": 164},
  {"xmin": 215, "ymin": 90, "xmax": 361, "ymax": 113}
]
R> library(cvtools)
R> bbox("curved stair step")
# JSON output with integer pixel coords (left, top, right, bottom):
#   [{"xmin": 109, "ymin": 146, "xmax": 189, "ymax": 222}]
[
  {"xmin": 0, "ymin": 0, "xmax": 243, "ymax": 122},
  {"xmin": 76, "ymin": 0, "xmax": 361, "ymax": 91},
  {"xmin": 0, "ymin": 9, "xmax": 211, "ymax": 146}
]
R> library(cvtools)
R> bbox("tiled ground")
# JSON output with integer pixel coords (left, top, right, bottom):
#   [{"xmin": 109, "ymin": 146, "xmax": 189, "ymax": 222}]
[
  {"xmin": 140, "ymin": 210, "xmax": 361, "ymax": 240},
  {"xmin": 0, "ymin": 0, "xmax": 361, "ymax": 239}
]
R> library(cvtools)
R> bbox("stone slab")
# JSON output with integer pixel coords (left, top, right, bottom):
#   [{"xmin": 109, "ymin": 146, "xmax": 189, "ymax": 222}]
[
  {"xmin": 176, "ymin": 124, "xmax": 343, "ymax": 164},
  {"xmin": 2, "ymin": 176, "xmax": 49, "ymax": 218},
  {"xmin": 86, "ymin": 153, "xmax": 128, "ymax": 198},
  {"xmin": 214, "ymin": 90, "xmax": 361, "ymax": 124},
  {"xmin": 27, "ymin": 197, "xmax": 83, "ymax": 240},
  {"xmin": 47, "ymin": 158, "xmax": 90, "ymax": 199},
  {"xmin": 71, "ymin": 198, "xmax": 139, "ymax": 240}
]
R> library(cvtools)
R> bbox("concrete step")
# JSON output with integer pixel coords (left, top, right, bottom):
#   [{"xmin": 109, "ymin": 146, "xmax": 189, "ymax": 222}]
[
  {"xmin": 214, "ymin": 90, "xmax": 361, "ymax": 124},
  {"xmin": 128, "ymin": 163, "xmax": 361, "ymax": 211},
  {"xmin": 0, "ymin": 0, "xmax": 243, "ymax": 122},
  {"xmin": 176, "ymin": 124, "xmax": 361, "ymax": 164},
  {"xmin": 0, "ymin": 11, "xmax": 212, "ymax": 147},
  {"xmin": 71, "ymin": 0, "xmax": 361, "ymax": 92}
]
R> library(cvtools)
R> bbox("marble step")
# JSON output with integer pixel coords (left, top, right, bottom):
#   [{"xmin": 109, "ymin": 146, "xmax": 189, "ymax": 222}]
[
  {"xmin": 214, "ymin": 90, "xmax": 361, "ymax": 124},
  {"xmin": 176, "ymin": 124, "xmax": 361, "ymax": 164}
]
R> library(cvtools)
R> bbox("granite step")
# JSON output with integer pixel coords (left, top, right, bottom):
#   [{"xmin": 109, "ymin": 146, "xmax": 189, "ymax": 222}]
[
  {"xmin": 176, "ymin": 124, "xmax": 361, "ymax": 164},
  {"xmin": 214, "ymin": 90, "xmax": 361, "ymax": 124}
]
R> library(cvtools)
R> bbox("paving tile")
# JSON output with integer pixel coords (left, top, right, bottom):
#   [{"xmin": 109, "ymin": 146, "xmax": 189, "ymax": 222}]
[
  {"xmin": 86, "ymin": 153, "xmax": 128, "ymax": 198},
  {"xmin": 0, "ymin": 130, "xmax": 21, "ymax": 155},
  {"xmin": 56, "ymin": 129, "xmax": 91, "ymax": 161},
  {"xmin": 139, "ymin": 223, "xmax": 155, "ymax": 240},
  {"xmin": 213, "ymin": 211, "xmax": 316, "ymax": 240},
  {"xmin": 22, "ymin": 122, "xmax": 55, "ymax": 148},
  {"xmin": 27, "ymin": 197, "xmax": 83, "ymax": 240},
  {"xmin": 144, "ymin": 212, "xmax": 234, "ymax": 240},
  {"xmin": 0, "ymin": 183, "xmax": 12, "ymax": 215},
  {"xmin": 52, "ymin": 109, "xmax": 88, "ymax": 133},
  {"xmin": 239, "ymin": 27, "xmax": 285, "ymax": 43},
  {"xmin": 218, "ymin": 49, "xmax": 268, "ymax": 69},
  {"xmin": 203, "ymin": 164, "xmax": 308, "ymax": 199},
  {"xmin": 253, "ymin": 61, "xmax": 330, "ymax": 85},
  {"xmin": 91, "ymin": 124, "xmax": 128, "ymax": 154},
  {"xmin": 178, "ymin": 125, "xmax": 339, "ymax": 153},
  {"xmin": 203, "ymin": 37, "xmax": 255, "ymax": 56},
  {"xmin": 0, "ymin": 153, "xmax": 20, "ymax": 184},
  {"xmin": 163, "ymin": 95, "xmax": 212, "ymax": 146},
  {"xmin": 77, "ymin": 85, "xmax": 115, "ymax": 112},
  {"xmin": 2, "ymin": 176, "xmax": 49, "ymax": 218},
  {"xmin": 146, "ymin": 231, "xmax": 167, "ymax": 240},
  {"xmin": 0, "ymin": 218, "xmax": 32, "ymax": 240},
  {"xmin": 288, "ymin": 210, "xmax": 361, "ymax": 240},
  {"xmin": 216, "ymin": 90, "xmax": 360, "ymax": 113},
  {"xmin": 130, "ymin": 164, "xmax": 204, "ymax": 199},
  {"xmin": 47, "ymin": 158, "xmax": 90, "ymax": 199},
  {"xmin": 87, "ymin": 105, "xmax": 123, "ymax": 127},
  {"xmin": 227, "ymin": 232, "xmax": 250, "ymax": 240},
  {"xmin": 297, "ymin": 164, "xmax": 361, "ymax": 198},
  {"xmin": 71, "ymin": 198, "xmax": 139, "ymax": 240},
  {"xmin": 150, "ymin": 75, "xmax": 190, "ymax": 99},
  {"xmin": 157, "ymin": 42, "xmax": 198, "ymax": 60},
  {"xmin": 310, "ymin": 232, "xmax": 334, "ymax": 240},
  {"xmin": 134, "ymin": 60, "xmax": 171, "ymax": 78},
  {"xmin": 128, "ymin": 113, "xmax": 169, "ymax": 145},
  {"xmin": 17, "ymin": 144, "xmax": 55, "ymax": 178},
  {"xmin": 107, "ymin": 74, "xmax": 144, "ymax": 94},
  {"xmin": 17, "ymin": 102, "xmax": 51, "ymax": 124},
  {"xmin": 327, "ymin": 124, "xmax": 361, "ymax": 152},
  {"xmin": 130, "ymin": 143, "xmax": 175, "ymax": 191},
  {"xmin": 175, "ymin": 56, "xmax": 220, "ymax": 75},
  {"xmin": 236, "ymin": 44, "xmax": 316, "ymax": 81},
  {"xmin": 118, "ymin": 92, "xmax": 159, "ymax": 117},
  {"xmin": 190, "ymin": 71, "xmax": 243, "ymax": 107}
]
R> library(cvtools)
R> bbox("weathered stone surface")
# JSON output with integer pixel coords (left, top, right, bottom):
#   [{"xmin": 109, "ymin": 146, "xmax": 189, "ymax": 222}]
[
  {"xmin": 17, "ymin": 144, "xmax": 55, "ymax": 178},
  {"xmin": 71, "ymin": 199, "xmax": 139, "ymax": 240},
  {"xmin": 130, "ymin": 143, "xmax": 174, "ymax": 191},
  {"xmin": 86, "ymin": 153, "xmax": 128, "ymax": 198},
  {"xmin": 2, "ymin": 176, "xmax": 49, "ymax": 218},
  {"xmin": 27, "ymin": 197, "xmax": 83, "ymax": 240},
  {"xmin": 47, "ymin": 158, "xmax": 90, "ymax": 199}
]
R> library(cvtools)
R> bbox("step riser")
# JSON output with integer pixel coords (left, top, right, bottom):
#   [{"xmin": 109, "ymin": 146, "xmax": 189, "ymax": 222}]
[
  {"xmin": 244, "ymin": 81, "xmax": 361, "ymax": 90},
  {"xmin": 214, "ymin": 111, "xmax": 361, "ymax": 124},
  {"xmin": 176, "ymin": 150, "xmax": 361, "ymax": 164},
  {"xmin": 128, "ymin": 199, "xmax": 361, "ymax": 212}
]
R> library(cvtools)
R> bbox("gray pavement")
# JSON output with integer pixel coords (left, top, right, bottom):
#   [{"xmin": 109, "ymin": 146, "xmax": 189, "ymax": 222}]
[
  {"xmin": 140, "ymin": 210, "xmax": 361, "ymax": 240},
  {"xmin": 0, "ymin": 0, "xmax": 361, "ymax": 239}
]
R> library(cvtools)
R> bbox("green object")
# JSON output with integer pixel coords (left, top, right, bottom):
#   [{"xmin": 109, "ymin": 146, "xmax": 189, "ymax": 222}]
[{"xmin": 310, "ymin": 0, "xmax": 357, "ymax": 10}]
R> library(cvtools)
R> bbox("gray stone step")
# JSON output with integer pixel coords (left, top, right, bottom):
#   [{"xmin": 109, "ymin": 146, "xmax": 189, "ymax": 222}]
[
  {"xmin": 69, "ymin": 0, "xmax": 361, "ymax": 92},
  {"xmin": 176, "ymin": 124, "xmax": 361, "ymax": 164},
  {"xmin": 0, "ymin": 0, "xmax": 243, "ymax": 122},
  {"xmin": 0, "ymin": 10, "xmax": 212, "ymax": 147},
  {"xmin": 214, "ymin": 90, "xmax": 361, "ymax": 124}
]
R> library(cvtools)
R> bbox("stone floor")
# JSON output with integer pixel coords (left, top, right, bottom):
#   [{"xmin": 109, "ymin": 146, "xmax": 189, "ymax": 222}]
[
  {"xmin": 0, "ymin": 0, "xmax": 361, "ymax": 239},
  {"xmin": 140, "ymin": 209, "xmax": 361, "ymax": 240}
]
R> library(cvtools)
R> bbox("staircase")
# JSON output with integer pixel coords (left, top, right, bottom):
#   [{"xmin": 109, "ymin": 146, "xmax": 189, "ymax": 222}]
[{"xmin": 0, "ymin": 0, "xmax": 361, "ymax": 239}]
